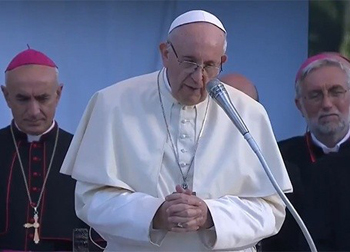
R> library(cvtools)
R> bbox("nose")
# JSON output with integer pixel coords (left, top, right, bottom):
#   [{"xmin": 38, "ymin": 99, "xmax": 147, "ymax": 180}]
[
  {"xmin": 191, "ymin": 66, "xmax": 205, "ymax": 84},
  {"xmin": 320, "ymin": 93, "xmax": 333, "ymax": 109},
  {"xmin": 27, "ymin": 101, "xmax": 41, "ymax": 117}
]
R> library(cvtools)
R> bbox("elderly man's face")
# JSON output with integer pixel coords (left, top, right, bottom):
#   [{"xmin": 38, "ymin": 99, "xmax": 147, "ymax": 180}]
[
  {"xmin": 296, "ymin": 65, "xmax": 350, "ymax": 138},
  {"xmin": 1, "ymin": 65, "xmax": 62, "ymax": 135},
  {"xmin": 160, "ymin": 23, "xmax": 227, "ymax": 106}
]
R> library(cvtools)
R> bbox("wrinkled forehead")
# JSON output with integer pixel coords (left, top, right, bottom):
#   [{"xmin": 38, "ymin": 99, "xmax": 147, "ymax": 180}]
[
  {"xmin": 302, "ymin": 64, "xmax": 348, "ymax": 90},
  {"xmin": 298, "ymin": 59, "xmax": 346, "ymax": 87},
  {"xmin": 169, "ymin": 22, "xmax": 226, "ymax": 49},
  {"xmin": 172, "ymin": 22, "xmax": 225, "ymax": 37},
  {"xmin": 170, "ymin": 27, "xmax": 226, "ymax": 64},
  {"xmin": 296, "ymin": 53, "xmax": 350, "ymax": 84}
]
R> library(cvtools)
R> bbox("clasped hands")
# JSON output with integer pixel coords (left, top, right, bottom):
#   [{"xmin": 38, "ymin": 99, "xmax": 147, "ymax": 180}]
[{"xmin": 153, "ymin": 185, "xmax": 213, "ymax": 232}]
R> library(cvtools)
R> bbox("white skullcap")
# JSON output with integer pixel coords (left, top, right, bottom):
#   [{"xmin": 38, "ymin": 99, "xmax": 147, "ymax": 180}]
[{"xmin": 168, "ymin": 10, "xmax": 226, "ymax": 34}]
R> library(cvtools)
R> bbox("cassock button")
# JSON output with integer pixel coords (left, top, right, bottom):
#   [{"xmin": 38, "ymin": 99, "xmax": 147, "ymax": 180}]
[
  {"xmin": 180, "ymin": 134, "xmax": 188, "ymax": 139},
  {"xmin": 32, "ymin": 187, "xmax": 38, "ymax": 192},
  {"xmin": 30, "ymin": 218, "xmax": 34, "ymax": 222},
  {"xmin": 181, "ymin": 119, "xmax": 189, "ymax": 124},
  {"xmin": 28, "ymin": 233, "xmax": 34, "ymax": 239},
  {"xmin": 32, "ymin": 142, "xmax": 42, "ymax": 148},
  {"xmin": 33, "ymin": 172, "xmax": 38, "ymax": 177},
  {"xmin": 180, "ymin": 162, "xmax": 188, "ymax": 167},
  {"xmin": 30, "ymin": 202, "xmax": 37, "ymax": 207},
  {"xmin": 32, "ymin": 156, "xmax": 41, "ymax": 162},
  {"xmin": 181, "ymin": 149, "xmax": 187, "ymax": 153}
]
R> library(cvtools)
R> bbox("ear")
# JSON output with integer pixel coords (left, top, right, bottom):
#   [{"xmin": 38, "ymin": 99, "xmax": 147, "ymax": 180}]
[
  {"xmin": 56, "ymin": 84, "xmax": 63, "ymax": 102},
  {"xmin": 1, "ymin": 85, "xmax": 11, "ymax": 107},
  {"xmin": 295, "ymin": 97, "xmax": 305, "ymax": 117},
  {"xmin": 221, "ymin": 54, "xmax": 228, "ymax": 64},
  {"xmin": 159, "ymin": 42, "xmax": 170, "ymax": 67}
]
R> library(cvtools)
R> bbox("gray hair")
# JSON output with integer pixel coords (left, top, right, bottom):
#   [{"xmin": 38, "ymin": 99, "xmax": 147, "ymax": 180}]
[
  {"xmin": 295, "ymin": 59, "xmax": 350, "ymax": 98},
  {"xmin": 223, "ymin": 34, "xmax": 227, "ymax": 53}
]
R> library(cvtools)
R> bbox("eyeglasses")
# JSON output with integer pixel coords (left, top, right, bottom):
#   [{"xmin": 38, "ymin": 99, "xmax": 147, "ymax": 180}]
[
  {"xmin": 168, "ymin": 41, "xmax": 222, "ymax": 77},
  {"xmin": 302, "ymin": 86, "xmax": 350, "ymax": 104}
]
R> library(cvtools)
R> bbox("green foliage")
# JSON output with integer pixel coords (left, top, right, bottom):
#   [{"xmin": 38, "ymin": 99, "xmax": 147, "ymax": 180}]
[{"xmin": 309, "ymin": 0, "xmax": 350, "ymax": 58}]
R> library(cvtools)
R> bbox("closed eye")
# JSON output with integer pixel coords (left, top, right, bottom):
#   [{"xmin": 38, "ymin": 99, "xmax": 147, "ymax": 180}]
[
  {"xmin": 308, "ymin": 91, "xmax": 322, "ymax": 99},
  {"xmin": 36, "ymin": 95, "xmax": 50, "ymax": 103},
  {"xmin": 329, "ymin": 87, "xmax": 347, "ymax": 97},
  {"xmin": 16, "ymin": 94, "xmax": 30, "ymax": 102}
]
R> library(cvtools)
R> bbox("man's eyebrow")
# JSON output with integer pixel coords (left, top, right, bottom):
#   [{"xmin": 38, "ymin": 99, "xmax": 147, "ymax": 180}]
[
  {"xmin": 35, "ymin": 93, "xmax": 50, "ymax": 98},
  {"xmin": 181, "ymin": 56, "xmax": 217, "ymax": 64},
  {"xmin": 15, "ymin": 93, "xmax": 30, "ymax": 99}
]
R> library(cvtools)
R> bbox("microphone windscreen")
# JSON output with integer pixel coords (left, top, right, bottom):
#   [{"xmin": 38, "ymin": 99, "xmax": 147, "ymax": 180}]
[{"xmin": 206, "ymin": 79, "xmax": 222, "ymax": 94}]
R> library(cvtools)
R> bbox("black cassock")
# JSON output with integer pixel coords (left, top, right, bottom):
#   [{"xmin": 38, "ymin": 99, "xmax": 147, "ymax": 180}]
[
  {"xmin": 262, "ymin": 132, "xmax": 350, "ymax": 251},
  {"xmin": 0, "ymin": 121, "xmax": 105, "ymax": 251}
]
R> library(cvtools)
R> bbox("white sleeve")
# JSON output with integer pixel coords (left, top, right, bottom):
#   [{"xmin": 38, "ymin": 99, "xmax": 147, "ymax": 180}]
[
  {"xmin": 200, "ymin": 194, "xmax": 285, "ymax": 250},
  {"xmin": 75, "ymin": 181, "xmax": 166, "ymax": 246}
]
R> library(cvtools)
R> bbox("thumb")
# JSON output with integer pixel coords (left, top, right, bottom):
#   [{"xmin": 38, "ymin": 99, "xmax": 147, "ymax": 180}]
[{"xmin": 175, "ymin": 185, "xmax": 192, "ymax": 195}]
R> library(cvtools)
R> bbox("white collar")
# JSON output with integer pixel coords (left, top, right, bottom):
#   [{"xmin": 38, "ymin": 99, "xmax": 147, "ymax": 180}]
[{"xmin": 15, "ymin": 121, "xmax": 56, "ymax": 142}]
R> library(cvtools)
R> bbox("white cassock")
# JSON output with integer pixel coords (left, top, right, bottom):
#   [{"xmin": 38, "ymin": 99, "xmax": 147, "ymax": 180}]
[{"xmin": 61, "ymin": 68, "xmax": 292, "ymax": 251}]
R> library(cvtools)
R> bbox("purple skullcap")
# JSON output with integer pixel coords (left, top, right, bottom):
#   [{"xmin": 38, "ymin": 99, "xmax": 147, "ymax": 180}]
[
  {"xmin": 6, "ymin": 47, "xmax": 57, "ymax": 72},
  {"xmin": 295, "ymin": 52, "xmax": 350, "ymax": 83}
]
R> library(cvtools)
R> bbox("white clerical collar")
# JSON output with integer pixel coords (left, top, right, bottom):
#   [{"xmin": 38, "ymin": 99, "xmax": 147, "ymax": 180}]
[
  {"xmin": 311, "ymin": 127, "xmax": 350, "ymax": 154},
  {"xmin": 15, "ymin": 121, "xmax": 56, "ymax": 142}
]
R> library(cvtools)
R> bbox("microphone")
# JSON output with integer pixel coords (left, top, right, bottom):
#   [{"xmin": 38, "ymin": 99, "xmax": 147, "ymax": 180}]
[
  {"xmin": 206, "ymin": 79, "xmax": 317, "ymax": 252},
  {"xmin": 206, "ymin": 79, "xmax": 249, "ymax": 136}
]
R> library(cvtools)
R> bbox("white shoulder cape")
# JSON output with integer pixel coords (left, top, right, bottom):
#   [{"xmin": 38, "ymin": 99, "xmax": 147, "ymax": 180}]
[{"xmin": 61, "ymin": 70, "xmax": 292, "ymax": 198}]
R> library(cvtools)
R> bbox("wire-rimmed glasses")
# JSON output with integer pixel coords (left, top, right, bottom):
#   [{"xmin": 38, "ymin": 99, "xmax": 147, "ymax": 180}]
[
  {"xmin": 168, "ymin": 41, "xmax": 222, "ymax": 77},
  {"xmin": 302, "ymin": 86, "xmax": 350, "ymax": 104}
]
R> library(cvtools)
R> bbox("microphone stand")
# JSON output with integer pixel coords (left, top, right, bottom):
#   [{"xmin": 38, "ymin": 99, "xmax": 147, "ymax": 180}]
[
  {"xmin": 207, "ymin": 81, "xmax": 317, "ymax": 252},
  {"xmin": 243, "ymin": 132, "xmax": 317, "ymax": 252}
]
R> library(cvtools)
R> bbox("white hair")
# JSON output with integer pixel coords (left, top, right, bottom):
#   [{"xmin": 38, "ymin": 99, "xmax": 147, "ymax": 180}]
[{"xmin": 295, "ymin": 58, "xmax": 350, "ymax": 98}]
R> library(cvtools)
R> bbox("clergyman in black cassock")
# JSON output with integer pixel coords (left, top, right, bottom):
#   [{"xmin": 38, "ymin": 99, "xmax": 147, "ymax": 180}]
[
  {"xmin": 262, "ymin": 52, "xmax": 350, "ymax": 251},
  {"xmin": 0, "ymin": 47, "xmax": 105, "ymax": 250},
  {"xmin": 263, "ymin": 134, "xmax": 350, "ymax": 251}
]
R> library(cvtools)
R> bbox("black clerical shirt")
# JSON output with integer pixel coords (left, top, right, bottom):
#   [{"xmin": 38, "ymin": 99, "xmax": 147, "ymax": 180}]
[{"xmin": 262, "ymin": 133, "xmax": 350, "ymax": 251}]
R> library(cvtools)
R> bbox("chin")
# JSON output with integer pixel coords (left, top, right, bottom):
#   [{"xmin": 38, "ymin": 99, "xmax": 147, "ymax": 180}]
[
  {"xmin": 186, "ymin": 96, "xmax": 205, "ymax": 105},
  {"xmin": 317, "ymin": 124, "xmax": 342, "ymax": 135}
]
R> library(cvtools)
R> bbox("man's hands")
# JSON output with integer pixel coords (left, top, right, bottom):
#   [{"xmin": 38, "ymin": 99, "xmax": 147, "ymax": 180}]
[{"xmin": 153, "ymin": 185, "xmax": 213, "ymax": 232}]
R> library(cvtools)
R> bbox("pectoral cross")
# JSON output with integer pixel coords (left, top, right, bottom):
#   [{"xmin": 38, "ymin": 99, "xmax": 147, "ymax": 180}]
[
  {"xmin": 182, "ymin": 183, "xmax": 196, "ymax": 195},
  {"xmin": 24, "ymin": 210, "xmax": 40, "ymax": 244}
]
